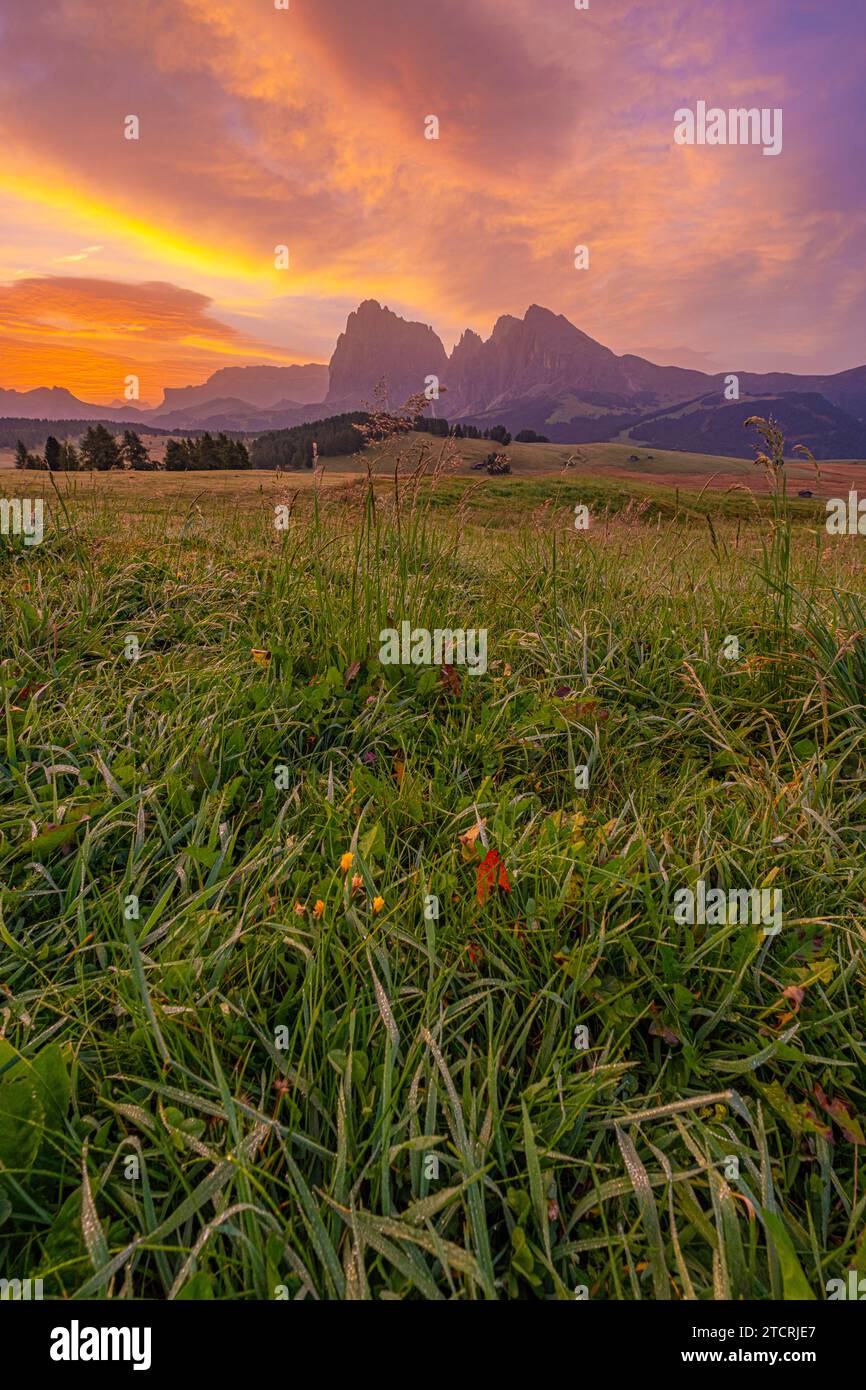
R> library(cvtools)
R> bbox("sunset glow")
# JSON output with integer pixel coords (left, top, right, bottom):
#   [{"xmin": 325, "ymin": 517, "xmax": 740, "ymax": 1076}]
[{"xmin": 1, "ymin": 0, "xmax": 864, "ymax": 403}]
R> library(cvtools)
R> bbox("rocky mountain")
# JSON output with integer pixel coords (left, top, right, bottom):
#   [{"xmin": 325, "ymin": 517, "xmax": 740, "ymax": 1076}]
[
  {"xmin": 447, "ymin": 305, "xmax": 711, "ymax": 417},
  {"xmin": 320, "ymin": 300, "xmax": 866, "ymax": 456},
  {"xmin": 0, "ymin": 367, "xmax": 328, "ymax": 428},
  {"xmin": 150, "ymin": 397, "xmax": 326, "ymax": 433},
  {"xmin": 326, "ymin": 299, "xmax": 448, "ymax": 410}
]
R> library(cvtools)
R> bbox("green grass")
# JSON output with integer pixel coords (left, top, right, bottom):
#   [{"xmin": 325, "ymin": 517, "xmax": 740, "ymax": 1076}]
[{"xmin": 1, "ymin": 448, "xmax": 865, "ymax": 1301}]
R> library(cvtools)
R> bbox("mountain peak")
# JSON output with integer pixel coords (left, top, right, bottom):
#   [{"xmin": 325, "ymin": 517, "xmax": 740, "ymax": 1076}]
[
  {"xmin": 489, "ymin": 314, "xmax": 522, "ymax": 343},
  {"xmin": 524, "ymin": 303, "xmax": 560, "ymax": 322},
  {"xmin": 326, "ymin": 301, "xmax": 448, "ymax": 408}
]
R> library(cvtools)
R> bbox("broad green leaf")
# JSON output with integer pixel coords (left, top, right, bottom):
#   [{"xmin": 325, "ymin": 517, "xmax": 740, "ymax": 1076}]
[
  {"xmin": 0, "ymin": 1079, "xmax": 44, "ymax": 1171},
  {"xmin": 762, "ymin": 1210, "xmax": 815, "ymax": 1300},
  {"xmin": 31, "ymin": 1043, "xmax": 71, "ymax": 1129}
]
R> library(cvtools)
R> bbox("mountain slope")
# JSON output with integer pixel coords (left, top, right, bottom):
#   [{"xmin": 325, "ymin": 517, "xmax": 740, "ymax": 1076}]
[{"xmin": 622, "ymin": 390, "xmax": 866, "ymax": 460}]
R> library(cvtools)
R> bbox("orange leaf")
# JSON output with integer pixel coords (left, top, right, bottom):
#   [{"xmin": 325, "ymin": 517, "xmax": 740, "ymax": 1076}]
[
  {"xmin": 459, "ymin": 819, "xmax": 486, "ymax": 848},
  {"xmin": 459, "ymin": 819, "xmax": 486, "ymax": 862}
]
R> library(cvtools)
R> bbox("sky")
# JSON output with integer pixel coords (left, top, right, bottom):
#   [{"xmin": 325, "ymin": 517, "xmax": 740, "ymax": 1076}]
[{"xmin": 0, "ymin": 0, "xmax": 863, "ymax": 405}]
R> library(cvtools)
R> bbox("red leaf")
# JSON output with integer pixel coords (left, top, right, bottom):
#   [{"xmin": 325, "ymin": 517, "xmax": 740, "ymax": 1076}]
[
  {"xmin": 15, "ymin": 682, "xmax": 48, "ymax": 703},
  {"xmin": 476, "ymin": 849, "xmax": 512, "ymax": 905}
]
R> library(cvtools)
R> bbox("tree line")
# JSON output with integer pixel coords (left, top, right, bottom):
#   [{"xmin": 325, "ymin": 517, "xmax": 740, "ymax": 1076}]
[
  {"xmin": 0, "ymin": 418, "xmax": 171, "ymax": 449},
  {"xmin": 246, "ymin": 409, "xmax": 529, "ymax": 471},
  {"xmin": 11, "ymin": 414, "xmax": 549, "ymax": 476},
  {"xmin": 414, "ymin": 418, "xmax": 549, "ymax": 445},
  {"xmin": 250, "ymin": 413, "xmax": 369, "ymax": 470},
  {"xmin": 164, "ymin": 434, "xmax": 250, "ymax": 470},
  {"xmin": 14, "ymin": 426, "xmax": 249, "ymax": 472}
]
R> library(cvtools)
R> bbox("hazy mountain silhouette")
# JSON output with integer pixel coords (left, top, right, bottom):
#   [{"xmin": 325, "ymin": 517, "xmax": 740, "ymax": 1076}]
[
  {"xmin": 0, "ymin": 386, "xmax": 145, "ymax": 421},
  {"xmin": 153, "ymin": 363, "xmax": 329, "ymax": 416}
]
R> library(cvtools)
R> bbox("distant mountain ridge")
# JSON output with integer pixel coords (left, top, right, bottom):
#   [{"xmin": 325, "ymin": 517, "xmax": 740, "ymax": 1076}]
[
  {"xmin": 154, "ymin": 363, "xmax": 329, "ymax": 415},
  {"xmin": 3, "ymin": 302, "xmax": 865, "ymax": 459},
  {"xmin": 0, "ymin": 386, "xmax": 145, "ymax": 421},
  {"xmin": 0, "ymin": 366, "xmax": 331, "ymax": 435}
]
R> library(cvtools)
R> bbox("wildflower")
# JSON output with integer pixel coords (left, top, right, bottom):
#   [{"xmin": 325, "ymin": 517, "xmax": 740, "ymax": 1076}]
[
  {"xmin": 340, "ymin": 852, "xmax": 354, "ymax": 873},
  {"xmin": 372, "ymin": 896, "xmax": 385, "ymax": 914},
  {"xmin": 351, "ymin": 874, "xmax": 363, "ymax": 893},
  {"xmin": 293, "ymin": 902, "xmax": 306, "ymax": 916},
  {"xmin": 313, "ymin": 899, "xmax": 325, "ymax": 919}
]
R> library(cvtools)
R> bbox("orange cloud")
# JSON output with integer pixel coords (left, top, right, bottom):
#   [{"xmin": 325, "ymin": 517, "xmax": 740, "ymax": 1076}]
[{"xmin": 0, "ymin": 277, "xmax": 305, "ymax": 402}]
